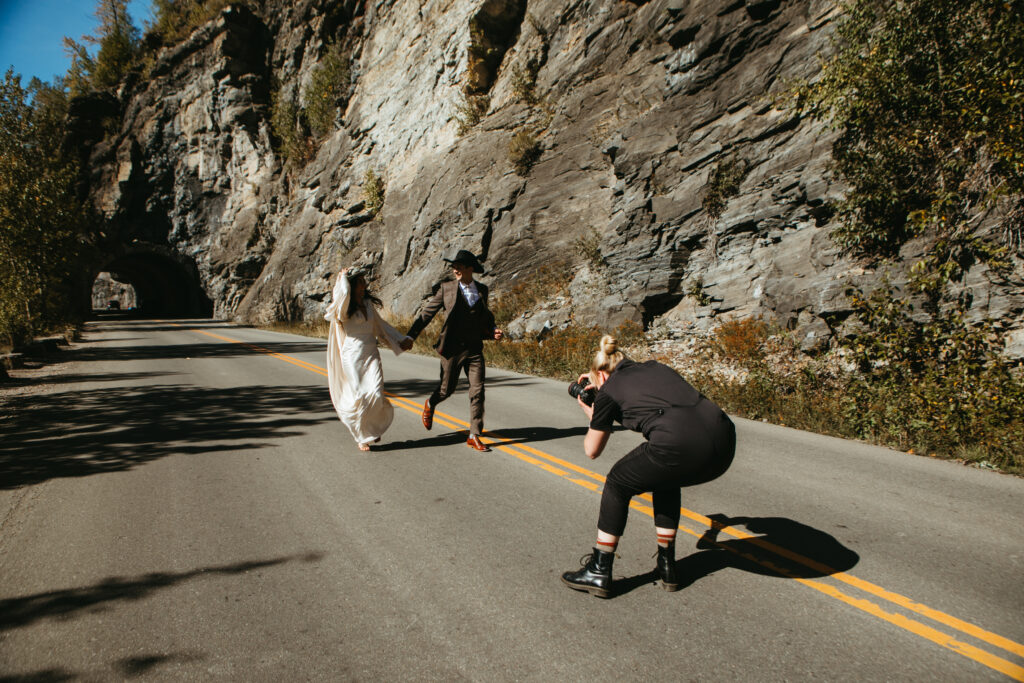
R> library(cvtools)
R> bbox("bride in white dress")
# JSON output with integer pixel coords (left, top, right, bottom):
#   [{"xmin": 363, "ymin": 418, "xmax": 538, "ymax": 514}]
[{"xmin": 324, "ymin": 268, "xmax": 412, "ymax": 451}]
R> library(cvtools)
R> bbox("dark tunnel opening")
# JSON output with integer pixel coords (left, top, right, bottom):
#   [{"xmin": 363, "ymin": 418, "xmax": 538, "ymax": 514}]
[{"xmin": 92, "ymin": 247, "xmax": 213, "ymax": 318}]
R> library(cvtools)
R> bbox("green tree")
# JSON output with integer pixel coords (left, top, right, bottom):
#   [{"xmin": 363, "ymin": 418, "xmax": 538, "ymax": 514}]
[
  {"xmin": 270, "ymin": 84, "xmax": 311, "ymax": 168},
  {"xmin": 62, "ymin": 38, "xmax": 96, "ymax": 97},
  {"xmin": 304, "ymin": 42, "xmax": 350, "ymax": 139},
  {"xmin": 91, "ymin": 0, "xmax": 141, "ymax": 89},
  {"xmin": 148, "ymin": 0, "xmax": 251, "ymax": 47},
  {"xmin": 797, "ymin": 0, "xmax": 1024, "ymax": 467},
  {"xmin": 63, "ymin": 0, "xmax": 141, "ymax": 94},
  {"xmin": 800, "ymin": 0, "xmax": 1023, "ymax": 268},
  {"xmin": 0, "ymin": 71, "xmax": 92, "ymax": 347}
]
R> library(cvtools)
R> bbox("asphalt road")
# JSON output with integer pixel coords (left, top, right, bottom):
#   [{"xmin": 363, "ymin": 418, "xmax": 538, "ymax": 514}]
[{"xmin": 1, "ymin": 318, "xmax": 1022, "ymax": 681}]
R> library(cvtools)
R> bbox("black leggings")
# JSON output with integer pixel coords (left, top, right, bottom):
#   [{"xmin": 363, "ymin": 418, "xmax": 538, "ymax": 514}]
[{"xmin": 597, "ymin": 424, "xmax": 736, "ymax": 536}]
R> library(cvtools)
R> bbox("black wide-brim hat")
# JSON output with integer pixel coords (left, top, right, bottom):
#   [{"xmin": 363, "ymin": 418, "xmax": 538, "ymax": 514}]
[{"xmin": 444, "ymin": 249, "xmax": 486, "ymax": 275}]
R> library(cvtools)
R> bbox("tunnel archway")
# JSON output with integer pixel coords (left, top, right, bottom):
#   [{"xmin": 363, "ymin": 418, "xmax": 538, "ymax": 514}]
[
  {"xmin": 92, "ymin": 244, "xmax": 213, "ymax": 318},
  {"xmin": 92, "ymin": 272, "xmax": 137, "ymax": 310}
]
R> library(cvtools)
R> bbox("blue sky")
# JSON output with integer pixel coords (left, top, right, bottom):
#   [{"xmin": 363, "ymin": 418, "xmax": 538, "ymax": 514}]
[{"xmin": 0, "ymin": 0, "xmax": 154, "ymax": 85}]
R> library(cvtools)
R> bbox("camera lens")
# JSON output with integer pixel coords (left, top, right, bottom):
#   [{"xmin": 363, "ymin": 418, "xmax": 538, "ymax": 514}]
[{"xmin": 568, "ymin": 378, "xmax": 595, "ymax": 406}]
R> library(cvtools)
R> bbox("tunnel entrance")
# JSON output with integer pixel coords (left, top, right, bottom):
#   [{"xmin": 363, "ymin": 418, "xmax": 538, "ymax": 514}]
[
  {"xmin": 92, "ymin": 272, "xmax": 137, "ymax": 311},
  {"xmin": 92, "ymin": 246, "xmax": 213, "ymax": 318}
]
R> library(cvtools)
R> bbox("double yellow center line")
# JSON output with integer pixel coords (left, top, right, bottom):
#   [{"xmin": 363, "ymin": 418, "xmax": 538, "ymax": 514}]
[{"xmin": 182, "ymin": 325, "xmax": 1024, "ymax": 680}]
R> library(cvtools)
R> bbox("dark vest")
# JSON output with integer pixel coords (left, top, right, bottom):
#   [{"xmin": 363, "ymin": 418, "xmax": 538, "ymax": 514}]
[{"xmin": 445, "ymin": 288, "xmax": 486, "ymax": 353}]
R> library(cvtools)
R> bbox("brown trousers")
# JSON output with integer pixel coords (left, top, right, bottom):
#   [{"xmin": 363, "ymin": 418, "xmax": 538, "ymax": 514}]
[{"xmin": 428, "ymin": 349, "xmax": 485, "ymax": 435}]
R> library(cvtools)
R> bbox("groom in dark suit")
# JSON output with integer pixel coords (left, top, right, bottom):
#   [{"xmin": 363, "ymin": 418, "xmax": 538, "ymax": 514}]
[{"xmin": 406, "ymin": 250, "xmax": 503, "ymax": 451}]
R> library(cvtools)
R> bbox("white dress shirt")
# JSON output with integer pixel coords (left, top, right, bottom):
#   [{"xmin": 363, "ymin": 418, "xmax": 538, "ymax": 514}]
[{"xmin": 459, "ymin": 280, "xmax": 480, "ymax": 308}]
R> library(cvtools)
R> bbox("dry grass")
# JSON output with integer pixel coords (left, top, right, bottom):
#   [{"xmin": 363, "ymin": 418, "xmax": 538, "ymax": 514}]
[
  {"xmin": 488, "ymin": 321, "xmax": 643, "ymax": 381},
  {"xmin": 508, "ymin": 128, "xmax": 542, "ymax": 175},
  {"xmin": 264, "ymin": 320, "xmax": 330, "ymax": 339},
  {"xmin": 263, "ymin": 291, "xmax": 1024, "ymax": 475},
  {"xmin": 657, "ymin": 316, "xmax": 1024, "ymax": 474},
  {"xmin": 713, "ymin": 315, "xmax": 771, "ymax": 362},
  {"xmin": 488, "ymin": 264, "xmax": 568, "ymax": 326}
]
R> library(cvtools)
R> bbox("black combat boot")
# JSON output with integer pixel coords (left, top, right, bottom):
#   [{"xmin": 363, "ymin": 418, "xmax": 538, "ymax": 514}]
[
  {"xmin": 656, "ymin": 543, "xmax": 680, "ymax": 591},
  {"xmin": 561, "ymin": 548, "xmax": 615, "ymax": 598}
]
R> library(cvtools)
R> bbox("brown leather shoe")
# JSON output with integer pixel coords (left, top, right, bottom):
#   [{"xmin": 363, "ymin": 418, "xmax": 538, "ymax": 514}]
[
  {"xmin": 422, "ymin": 400, "xmax": 434, "ymax": 430},
  {"xmin": 466, "ymin": 435, "xmax": 491, "ymax": 452}
]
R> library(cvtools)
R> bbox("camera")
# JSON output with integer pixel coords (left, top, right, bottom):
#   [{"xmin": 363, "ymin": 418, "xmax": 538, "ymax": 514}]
[{"xmin": 568, "ymin": 377, "xmax": 595, "ymax": 406}]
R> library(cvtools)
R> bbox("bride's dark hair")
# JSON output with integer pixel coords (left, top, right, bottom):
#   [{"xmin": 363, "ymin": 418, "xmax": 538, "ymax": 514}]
[{"xmin": 346, "ymin": 273, "xmax": 382, "ymax": 319}]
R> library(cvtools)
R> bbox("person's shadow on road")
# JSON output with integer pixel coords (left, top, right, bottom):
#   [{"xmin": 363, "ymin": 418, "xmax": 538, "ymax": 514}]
[{"xmin": 612, "ymin": 514, "xmax": 859, "ymax": 597}]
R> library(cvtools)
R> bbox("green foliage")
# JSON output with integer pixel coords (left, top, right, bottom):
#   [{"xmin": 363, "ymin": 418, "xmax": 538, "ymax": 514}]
[
  {"xmin": 685, "ymin": 277, "xmax": 712, "ymax": 306},
  {"xmin": 684, "ymin": 358, "xmax": 854, "ymax": 449},
  {"xmin": 304, "ymin": 42, "xmax": 350, "ymax": 139},
  {"xmin": 837, "ymin": 280, "xmax": 1024, "ymax": 468},
  {"xmin": 785, "ymin": 0, "xmax": 1024, "ymax": 469},
  {"xmin": 701, "ymin": 155, "xmax": 750, "ymax": 220},
  {"xmin": 270, "ymin": 85, "xmax": 311, "ymax": 168},
  {"xmin": 270, "ymin": 41, "xmax": 354, "ymax": 166},
  {"xmin": 508, "ymin": 127, "xmax": 542, "ymax": 175},
  {"xmin": 0, "ymin": 71, "xmax": 92, "ymax": 347},
  {"xmin": 510, "ymin": 58, "xmax": 541, "ymax": 106},
  {"xmin": 678, "ymin": 314, "xmax": 1024, "ymax": 472},
  {"xmin": 455, "ymin": 90, "xmax": 490, "ymax": 135},
  {"xmin": 63, "ymin": 0, "xmax": 141, "ymax": 94},
  {"xmin": 148, "ymin": 0, "xmax": 254, "ymax": 47},
  {"xmin": 62, "ymin": 39, "xmax": 96, "ymax": 98},
  {"xmin": 92, "ymin": 0, "xmax": 141, "ymax": 89},
  {"xmin": 362, "ymin": 169, "xmax": 384, "ymax": 217},
  {"xmin": 799, "ymin": 0, "xmax": 1023, "ymax": 262}
]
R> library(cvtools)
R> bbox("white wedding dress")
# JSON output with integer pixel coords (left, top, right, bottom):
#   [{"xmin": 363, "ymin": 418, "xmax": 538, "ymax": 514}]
[{"xmin": 324, "ymin": 275, "xmax": 408, "ymax": 446}]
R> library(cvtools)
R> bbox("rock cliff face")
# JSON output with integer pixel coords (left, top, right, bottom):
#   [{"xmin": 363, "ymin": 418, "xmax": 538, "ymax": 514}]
[{"xmin": 81, "ymin": 0, "xmax": 1024, "ymax": 354}]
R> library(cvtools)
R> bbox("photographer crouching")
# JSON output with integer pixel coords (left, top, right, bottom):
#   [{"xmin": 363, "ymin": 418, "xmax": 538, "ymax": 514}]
[{"xmin": 562, "ymin": 335, "xmax": 736, "ymax": 597}]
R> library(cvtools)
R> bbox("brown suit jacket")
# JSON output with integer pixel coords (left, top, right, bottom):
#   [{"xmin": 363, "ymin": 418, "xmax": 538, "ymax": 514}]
[{"xmin": 407, "ymin": 279, "xmax": 495, "ymax": 357}]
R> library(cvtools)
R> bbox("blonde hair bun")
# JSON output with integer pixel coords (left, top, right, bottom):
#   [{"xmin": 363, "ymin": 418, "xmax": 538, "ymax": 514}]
[
  {"xmin": 600, "ymin": 335, "xmax": 618, "ymax": 356},
  {"xmin": 591, "ymin": 334, "xmax": 625, "ymax": 374}
]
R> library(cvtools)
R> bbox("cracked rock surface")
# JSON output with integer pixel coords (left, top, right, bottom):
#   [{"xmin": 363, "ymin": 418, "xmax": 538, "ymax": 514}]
[{"xmin": 76, "ymin": 0, "xmax": 1023, "ymax": 353}]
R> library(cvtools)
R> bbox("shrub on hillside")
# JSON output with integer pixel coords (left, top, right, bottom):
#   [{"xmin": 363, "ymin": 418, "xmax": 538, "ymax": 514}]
[
  {"xmin": 304, "ymin": 42, "xmax": 350, "ymax": 139},
  {"xmin": 455, "ymin": 90, "xmax": 490, "ymax": 136},
  {"xmin": 362, "ymin": 169, "xmax": 385, "ymax": 216},
  {"xmin": 508, "ymin": 127, "xmax": 542, "ymax": 175},
  {"xmin": 270, "ymin": 86, "xmax": 311, "ymax": 167}
]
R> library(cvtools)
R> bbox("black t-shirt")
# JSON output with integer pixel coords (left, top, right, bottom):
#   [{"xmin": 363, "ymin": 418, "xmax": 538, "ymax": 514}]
[
  {"xmin": 589, "ymin": 359, "xmax": 718, "ymax": 450},
  {"xmin": 590, "ymin": 390, "xmax": 622, "ymax": 433}
]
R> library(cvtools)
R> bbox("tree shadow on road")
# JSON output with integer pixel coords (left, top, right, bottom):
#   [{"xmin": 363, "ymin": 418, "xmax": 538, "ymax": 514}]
[
  {"xmin": 0, "ymin": 553, "xmax": 324, "ymax": 632},
  {"xmin": 0, "ymin": 383, "xmax": 337, "ymax": 489},
  {"xmin": 0, "ymin": 667, "xmax": 78, "ymax": 682},
  {"xmin": 84, "ymin": 316, "xmax": 242, "ymax": 333},
  {"xmin": 611, "ymin": 514, "xmax": 859, "ymax": 597},
  {"xmin": 65, "ymin": 339, "xmax": 326, "ymax": 364},
  {"xmin": 0, "ymin": 652, "xmax": 209, "ymax": 682},
  {"xmin": 1, "ymin": 371, "xmax": 180, "ymax": 388}
]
